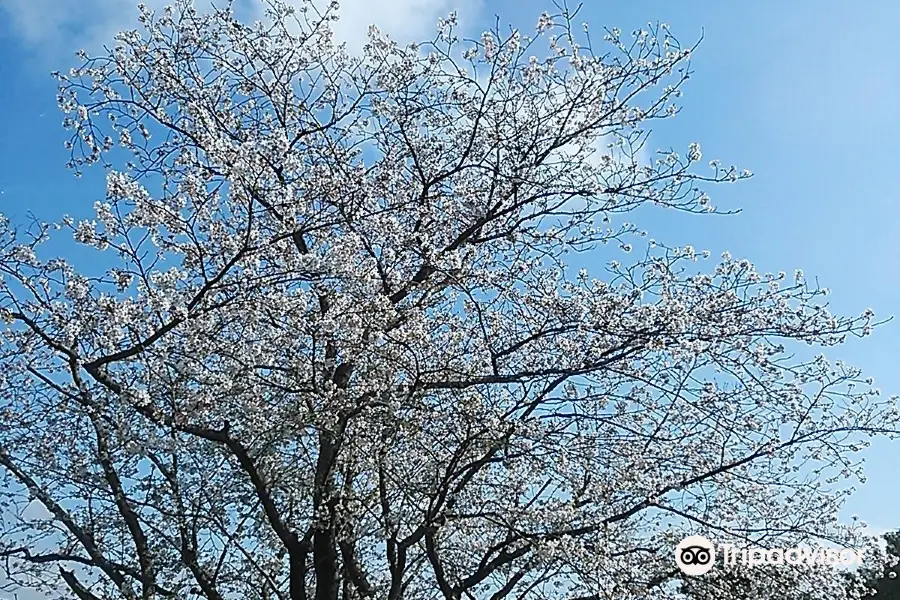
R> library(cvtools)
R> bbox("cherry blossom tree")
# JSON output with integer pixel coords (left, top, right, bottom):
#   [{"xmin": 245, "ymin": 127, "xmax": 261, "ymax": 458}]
[
  {"xmin": 1, "ymin": 1, "xmax": 897, "ymax": 599},
  {"xmin": 855, "ymin": 531, "xmax": 900, "ymax": 599},
  {"xmin": 679, "ymin": 564, "xmax": 865, "ymax": 600}
]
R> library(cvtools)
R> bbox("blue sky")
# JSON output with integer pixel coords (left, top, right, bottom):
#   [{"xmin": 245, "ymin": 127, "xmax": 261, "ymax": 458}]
[{"xmin": 0, "ymin": 0, "xmax": 898, "ymax": 541}]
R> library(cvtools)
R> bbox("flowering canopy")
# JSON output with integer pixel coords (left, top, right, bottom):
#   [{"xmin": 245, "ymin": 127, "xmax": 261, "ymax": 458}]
[{"xmin": 0, "ymin": 1, "xmax": 896, "ymax": 599}]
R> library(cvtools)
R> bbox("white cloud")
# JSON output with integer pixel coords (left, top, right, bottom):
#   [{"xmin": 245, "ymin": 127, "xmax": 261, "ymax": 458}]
[
  {"xmin": 0, "ymin": 0, "xmax": 480, "ymax": 63},
  {"xmin": 1, "ymin": 0, "xmax": 164, "ymax": 60},
  {"xmin": 301, "ymin": 0, "xmax": 477, "ymax": 50}
]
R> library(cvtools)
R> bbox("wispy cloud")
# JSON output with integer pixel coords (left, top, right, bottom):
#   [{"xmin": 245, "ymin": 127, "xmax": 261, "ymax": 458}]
[
  {"xmin": 284, "ymin": 0, "xmax": 477, "ymax": 50},
  {"xmin": 1, "ymin": 0, "xmax": 164, "ymax": 59},
  {"xmin": 1, "ymin": 0, "xmax": 479, "ymax": 62}
]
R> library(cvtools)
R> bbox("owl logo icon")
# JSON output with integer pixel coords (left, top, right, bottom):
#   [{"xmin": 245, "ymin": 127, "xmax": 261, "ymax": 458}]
[{"xmin": 675, "ymin": 535, "xmax": 716, "ymax": 576}]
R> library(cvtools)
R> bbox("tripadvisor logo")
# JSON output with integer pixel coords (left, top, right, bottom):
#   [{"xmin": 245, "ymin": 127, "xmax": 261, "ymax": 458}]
[
  {"xmin": 675, "ymin": 536, "xmax": 716, "ymax": 576},
  {"xmin": 674, "ymin": 535, "xmax": 866, "ymax": 576}
]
